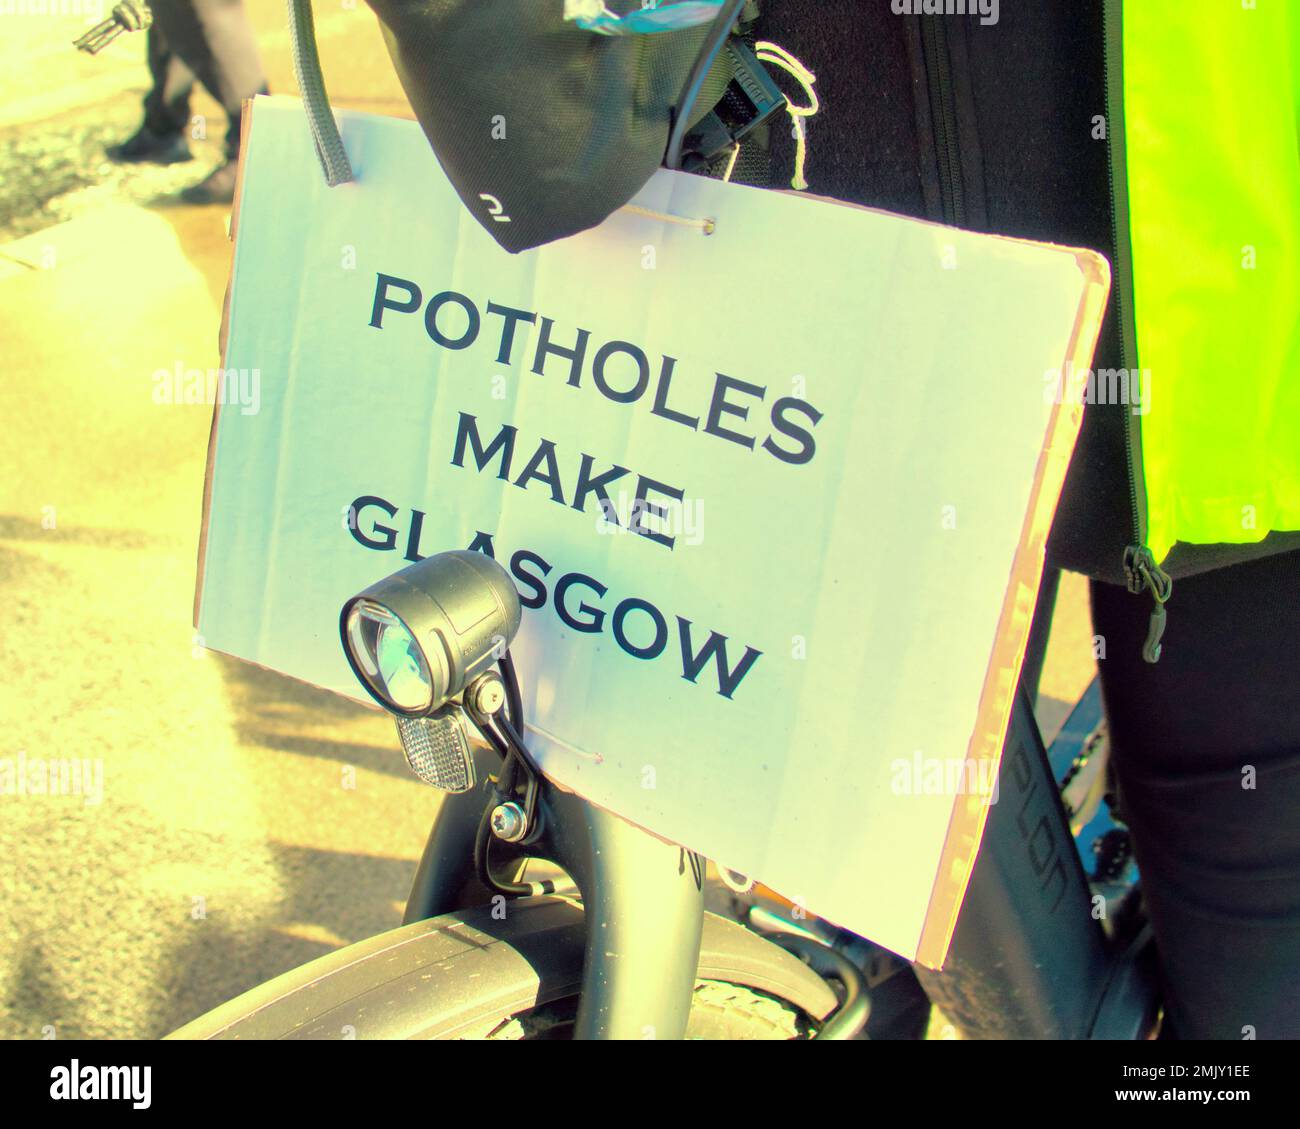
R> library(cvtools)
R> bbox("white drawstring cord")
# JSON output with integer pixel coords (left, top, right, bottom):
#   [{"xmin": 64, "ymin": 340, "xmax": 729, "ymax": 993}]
[
  {"xmin": 613, "ymin": 39, "xmax": 819, "ymax": 227},
  {"xmin": 721, "ymin": 143, "xmax": 741, "ymax": 183},
  {"xmin": 754, "ymin": 40, "xmax": 819, "ymax": 190},
  {"xmin": 619, "ymin": 203, "xmax": 717, "ymax": 235}
]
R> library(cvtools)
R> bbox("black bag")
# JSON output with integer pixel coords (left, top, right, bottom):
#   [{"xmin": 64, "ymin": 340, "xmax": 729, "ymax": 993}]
[{"xmin": 291, "ymin": 0, "xmax": 765, "ymax": 253}]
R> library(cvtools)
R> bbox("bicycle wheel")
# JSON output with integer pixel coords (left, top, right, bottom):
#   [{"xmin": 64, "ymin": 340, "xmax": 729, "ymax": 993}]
[{"xmin": 168, "ymin": 896, "xmax": 838, "ymax": 1040}]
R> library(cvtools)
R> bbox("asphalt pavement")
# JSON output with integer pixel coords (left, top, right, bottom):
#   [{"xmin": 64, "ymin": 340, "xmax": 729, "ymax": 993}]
[{"xmin": 0, "ymin": 2, "xmax": 440, "ymax": 1040}]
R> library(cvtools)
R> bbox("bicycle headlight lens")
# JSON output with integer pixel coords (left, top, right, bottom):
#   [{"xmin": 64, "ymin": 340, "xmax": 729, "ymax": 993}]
[{"xmin": 344, "ymin": 599, "xmax": 433, "ymax": 713}]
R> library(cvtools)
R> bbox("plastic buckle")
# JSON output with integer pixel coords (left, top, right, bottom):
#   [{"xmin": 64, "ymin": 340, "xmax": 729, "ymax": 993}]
[{"xmin": 681, "ymin": 38, "xmax": 787, "ymax": 170}]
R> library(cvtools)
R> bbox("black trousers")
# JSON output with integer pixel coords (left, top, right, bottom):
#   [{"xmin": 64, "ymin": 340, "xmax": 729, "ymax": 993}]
[
  {"xmin": 141, "ymin": 0, "xmax": 267, "ymax": 158},
  {"xmin": 1091, "ymin": 550, "xmax": 1300, "ymax": 1039}
]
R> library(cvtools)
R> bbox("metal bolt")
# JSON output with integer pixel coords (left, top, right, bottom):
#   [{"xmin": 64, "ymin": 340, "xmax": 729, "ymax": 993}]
[
  {"xmin": 467, "ymin": 673, "xmax": 506, "ymax": 717},
  {"xmin": 490, "ymin": 801, "xmax": 528, "ymax": 843}
]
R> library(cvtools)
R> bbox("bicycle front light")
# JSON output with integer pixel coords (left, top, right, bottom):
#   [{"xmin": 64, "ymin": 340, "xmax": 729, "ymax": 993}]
[
  {"xmin": 340, "ymin": 549, "xmax": 521, "ymax": 717},
  {"xmin": 340, "ymin": 550, "xmax": 522, "ymax": 794}
]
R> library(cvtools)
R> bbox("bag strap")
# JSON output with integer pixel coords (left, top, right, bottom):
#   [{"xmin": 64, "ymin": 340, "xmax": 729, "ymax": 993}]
[{"xmin": 287, "ymin": 0, "xmax": 354, "ymax": 186}]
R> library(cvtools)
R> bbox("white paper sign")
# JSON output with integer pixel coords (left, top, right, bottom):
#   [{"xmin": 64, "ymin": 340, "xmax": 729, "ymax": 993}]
[{"xmin": 198, "ymin": 97, "xmax": 1108, "ymax": 965}]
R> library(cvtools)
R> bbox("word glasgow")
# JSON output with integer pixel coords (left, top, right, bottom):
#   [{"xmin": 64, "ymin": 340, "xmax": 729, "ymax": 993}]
[{"xmin": 347, "ymin": 498, "xmax": 762, "ymax": 699}]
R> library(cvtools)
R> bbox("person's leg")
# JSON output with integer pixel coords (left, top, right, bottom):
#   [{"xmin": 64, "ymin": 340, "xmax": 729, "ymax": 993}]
[
  {"xmin": 107, "ymin": 24, "xmax": 195, "ymax": 162},
  {"xmin": 148, "ymin": 0, "xmax": 267, "ymax": 160},
  {"xmin": 143, "ymin": 22, "xmax": 196, "ymax": 137},
  {"xmin": 1091, "ymin": 550, "xmax": 1300, "ymax": 1039}
]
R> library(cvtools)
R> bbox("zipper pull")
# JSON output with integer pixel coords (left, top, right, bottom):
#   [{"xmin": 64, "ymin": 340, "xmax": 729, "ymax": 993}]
[
  {"xmin": 1123, "ymin": 545, "xmax": 1173, "ymax": 664},
  {"xmin": 1141, "ymin": 601, "xmax": 1167, "ymax": 664}
]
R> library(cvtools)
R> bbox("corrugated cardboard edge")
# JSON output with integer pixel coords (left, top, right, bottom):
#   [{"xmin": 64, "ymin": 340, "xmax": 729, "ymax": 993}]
[
  {"xmin": 194, "ymin": 96, "xmax": 260, "ymax": 630},
  {"xmin": 912, "ymin": 246, "xmax": 1112, "ymax": 970}
]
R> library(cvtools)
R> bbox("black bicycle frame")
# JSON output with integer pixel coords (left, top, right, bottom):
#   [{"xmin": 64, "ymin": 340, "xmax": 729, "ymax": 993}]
[
  {"xmin": 402, "ymin": 743, "xmax": 704, "ymax": 1039},
  {"xmin": 402, "ymin": 682, "xmax": 1150, "ymax": 1039}
]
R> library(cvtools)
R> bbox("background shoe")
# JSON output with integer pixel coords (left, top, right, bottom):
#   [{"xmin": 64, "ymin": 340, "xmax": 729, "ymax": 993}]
[
  {"xmin": 106, "ymin": 125, "xmax": 193, "ymax": 165},
  {"xmin": 180, "ymin": 161, "xmax": 238, "ymax": 205}
]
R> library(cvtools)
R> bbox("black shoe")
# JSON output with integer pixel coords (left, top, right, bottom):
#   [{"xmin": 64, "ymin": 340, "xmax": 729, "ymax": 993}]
[
  {"xmin": 180, "ymin": 161, "xmax": 238, "ymax": 205},
  {"xmin": 106, "ymin": 124, "xmax": 193, "ymax": 165}
]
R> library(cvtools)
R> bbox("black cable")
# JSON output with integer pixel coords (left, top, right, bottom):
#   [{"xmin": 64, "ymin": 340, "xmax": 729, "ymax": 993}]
[
  {"xmin": 469, "ymin": 652, "xmax": 556, "ymax": 897},
  {"xmin": 498, "ymin": 650, "xmax": 525, "ymax": 737},
  {"xmin": 486, "ymin": 712, "xmax": 531, "ymax": 797},
  {"xmin": 770, "ymin": 934, "xmax": 872, "ymax": 1040},
  {"xmin": 472, "ymin": 780, "xmax": 557, "ymax": 899},
  {"xmin": 495, "ymin": 714, "xmax": 540, "ymax": 776},
  {"xmin": 474, "ymin": 713, "xmax": 511, "ymax": 760},
  {"xmin": 472, "ymin": 800, "xmax": 530, "ymax": 896},
  {"xmin": 664, "ymin": 0, "xmax": 747, "ymax": 170},
  {"xmin": 472, "ymin": 799, "xmax": 498, "ymax": 890}
]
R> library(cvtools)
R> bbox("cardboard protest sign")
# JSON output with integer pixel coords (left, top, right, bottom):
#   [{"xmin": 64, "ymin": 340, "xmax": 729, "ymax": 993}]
[{"xmin": 197, "ymin": 96, "xmax": 1108, "ymax": 966}]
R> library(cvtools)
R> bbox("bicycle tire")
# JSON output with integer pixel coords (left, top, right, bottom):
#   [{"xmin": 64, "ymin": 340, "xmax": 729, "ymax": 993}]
[{"xmin": 168, "ymin": 896, "xmax": 838, "ymax": 1040}]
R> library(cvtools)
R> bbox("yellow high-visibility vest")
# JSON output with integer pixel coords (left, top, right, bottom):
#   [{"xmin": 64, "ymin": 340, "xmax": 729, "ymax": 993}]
[{"xmin": 1119, "ymin": 1, "xmax": 1300, "ymax": 564}]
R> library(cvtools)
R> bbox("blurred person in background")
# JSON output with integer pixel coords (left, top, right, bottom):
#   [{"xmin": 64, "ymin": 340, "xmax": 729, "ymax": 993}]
[{"xmin": 106, "ymin": 0, "xmax": 267, "ymax": 203}]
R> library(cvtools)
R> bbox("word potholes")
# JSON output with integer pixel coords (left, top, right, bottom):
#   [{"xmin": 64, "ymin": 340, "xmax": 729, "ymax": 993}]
[{"xmin": 367, "ymin": 274, "xmax": 825, "ymax": 469}]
